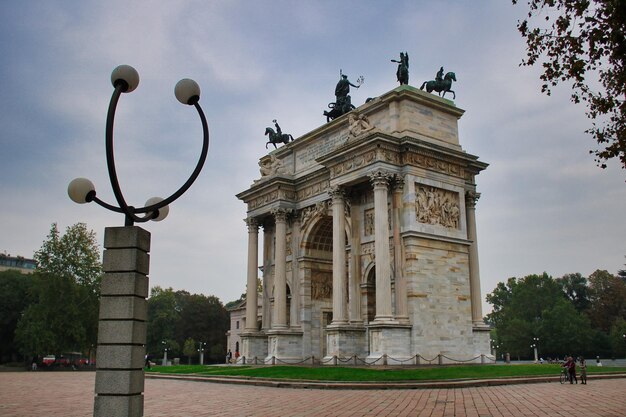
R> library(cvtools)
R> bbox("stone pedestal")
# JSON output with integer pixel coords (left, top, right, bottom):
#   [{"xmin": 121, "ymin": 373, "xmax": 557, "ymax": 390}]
[
  {"xmin": 94, "ymin": 226, "xmax": 150, "ymax": 417},
  {"xmin": 323, "ymin": 325, "xmax": 367, "ymax": 364},
  {"xmin": 367, "ymin": 323, "xmax": 412, "ymax": 365},
  {"xmin": 241, "ymin": 332, "xmax": 268, "ymax": 363},
  {"xmin": 266, "ymin": 330, "xmax": 303, "ymax": 364}
]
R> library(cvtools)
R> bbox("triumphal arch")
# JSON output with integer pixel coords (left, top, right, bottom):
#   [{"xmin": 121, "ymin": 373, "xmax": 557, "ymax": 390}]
[{"xmin": 237, "ymin": 85, "xmax": 490, "ymax": 364}]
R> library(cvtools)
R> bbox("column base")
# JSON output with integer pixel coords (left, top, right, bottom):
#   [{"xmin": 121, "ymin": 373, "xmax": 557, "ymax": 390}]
[
  {"xmin": 367, "ymin": 323, "xmax": 412, "ymax": 365},
  {"xmin": 241, "ymin": 331, "xmax": 268, "ymax": 363},
  {"xmin": 266, "ymin": 329, "xmax": 303, "ymax": 364},
  {"xmin": 323, "ymin": 324, "xmax": 367, "ymax": 364}
]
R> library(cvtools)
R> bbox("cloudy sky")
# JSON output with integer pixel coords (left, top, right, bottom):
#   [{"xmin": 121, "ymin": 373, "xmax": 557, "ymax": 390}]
[{"xmin": 1, "ymin": 1, "xmax": 624, "ymax": 314}]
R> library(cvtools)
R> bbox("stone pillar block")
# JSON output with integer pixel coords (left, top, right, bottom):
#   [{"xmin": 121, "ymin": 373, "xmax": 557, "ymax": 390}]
[
  {"xmin": 100, "ymin": 273, "xmax": 149, "ymax": 297},
  {"xmin": 97, "ymin": 321, "xmax": 146, "ymax": 345},
  {"xmin": 97, "ymin": 345, "xmax": 145, "ymax": 369},
  {"xmin": 99, "ymin": 296, "xmax": 147, "ymax": 321},
  {"xmin": 94, "ymin": 395, "xmax": 143, "ymax": 417},
  {"xmin": 103, "ymin": 249, "xmax": 149, "ymax": 275},
  {"xmin": 95, "ymin": 370, "xmax": 145, "ymax": 395}
]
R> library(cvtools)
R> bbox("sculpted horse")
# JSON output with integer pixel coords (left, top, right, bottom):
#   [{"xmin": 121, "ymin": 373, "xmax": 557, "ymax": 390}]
[
  {"xmin": 420, "ymin": 71, "xmax": 457, "ymax": 99},
  {"xmin": 265, "ymin": 127, "xmax": 293, "ymax": 149}
]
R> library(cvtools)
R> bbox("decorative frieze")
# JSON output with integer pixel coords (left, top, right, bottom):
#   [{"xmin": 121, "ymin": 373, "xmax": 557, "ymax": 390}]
[
  {"xmin": 415, "ymin": 184, "xmax": 461, "ymax": 229},
  {"xmin": 296, "ymin": 179, "xmax": 330, "ymax": 201},
  {"xmin": 249, "ymin": 189, "xmax": 296, "ymax": 210},
  {"xmin": 403, "ymin": 152, "xmax": 464, "ymax": 179},
  {"xmin": 329, "ymin": 150, "xmax": 377, "ymax": 179}
]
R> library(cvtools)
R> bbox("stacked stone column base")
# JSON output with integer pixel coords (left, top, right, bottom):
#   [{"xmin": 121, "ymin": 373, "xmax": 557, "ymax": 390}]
[
  {"xmin": 266, "ymin": 330, "xmax": 304, "ymax": 364},
  {"xmin": 94, "ymin": 227, "xmax": 150, "ymax": 417}
]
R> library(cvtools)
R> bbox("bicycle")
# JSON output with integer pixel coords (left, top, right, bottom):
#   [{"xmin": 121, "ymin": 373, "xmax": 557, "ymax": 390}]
[{"xmin": 559, "ymin": 367, "xmax": 569, "ymax": 384}]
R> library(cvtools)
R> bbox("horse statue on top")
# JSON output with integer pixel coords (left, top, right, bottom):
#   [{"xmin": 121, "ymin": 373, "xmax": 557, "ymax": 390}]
[
  {"xmin": 420, "ymin": 68, "xmax": 457, "ymax": 99},
  {"xmin": 265, "ymin": 119, "xmax": 293, "ymax": 149}
]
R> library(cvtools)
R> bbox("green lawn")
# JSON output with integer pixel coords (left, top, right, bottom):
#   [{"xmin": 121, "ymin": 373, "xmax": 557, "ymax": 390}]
[{"xmin": 148, "ymin": 364, "xmax": 626, "ymax": 382}]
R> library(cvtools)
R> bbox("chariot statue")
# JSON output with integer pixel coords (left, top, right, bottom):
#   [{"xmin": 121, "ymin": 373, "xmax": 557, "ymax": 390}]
[{"xmin": 323, "ymin": 70, "xmax": 364, "ymax": 122}]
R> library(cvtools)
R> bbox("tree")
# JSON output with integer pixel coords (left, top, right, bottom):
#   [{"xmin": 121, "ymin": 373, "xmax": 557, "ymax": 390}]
[
  {"xmin": 15, "ymin": 273, "xmax": 88, "ymax": 356},
  {"xmin": 539, "ymin": 298, "xmax": 593, "ymax": 356},
  {"xmin": 512, "ymin": 0, "xmax": 626, "ymax": 170},
  {"xmin": 34, "ymin": 223, "xmax": 101, "ymax": 287},
  {"xmin": 14, "ymin": 223, "xmax": 102, "ymax": 357},
  {"xmin": 556, "ymin": 273, "xmax": 591, "ymax": 312},
  {"xmin": 587, "ymin": 269, "xmax": 626, "ymax": 332},
  {"xmin": 182, "ymin": 338, "xmax": 197, "ymax": 365},
  {"xmin": 146, "ymin": 287, "xmax": 229, "ymax": 363},
  {"xmin": 0, "ymin": 270, "xmax": 35, "ymax": 362},
  {"xmin": 146, "ymin": 287, "xmax": 180, "ymax": 356},
  {"xmin": 486, "ymin": 272, "xmax": 601, "ymax": 358},
  {"xmin": 609, "ymin": 318, "xmax": 626, "ymax": 358}
]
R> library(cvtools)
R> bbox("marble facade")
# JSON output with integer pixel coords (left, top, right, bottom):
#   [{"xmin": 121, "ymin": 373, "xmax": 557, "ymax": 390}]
[{"xmin": 236, "ymin": 85, "xmax": 491, "ymax": 364}]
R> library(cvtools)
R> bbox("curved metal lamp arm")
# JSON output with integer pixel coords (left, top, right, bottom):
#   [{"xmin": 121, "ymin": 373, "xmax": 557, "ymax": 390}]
[
  {"xmin": 138, "ymin": 101, "xmax": 209, "ymax": 212},
  {"xmin": 102, "ymin": 83, "xmax": 209, "ymax": 226}
]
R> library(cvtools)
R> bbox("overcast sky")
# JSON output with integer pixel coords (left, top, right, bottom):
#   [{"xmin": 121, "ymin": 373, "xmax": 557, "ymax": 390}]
[{"xmin": 1, "ymin": 1, "xmax": 624, "ymax": 314}]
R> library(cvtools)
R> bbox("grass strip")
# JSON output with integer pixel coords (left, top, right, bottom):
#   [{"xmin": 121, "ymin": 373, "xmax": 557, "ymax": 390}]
[{"xmin": 148, "ymin": 364, "xmax": 626, "ymax": 382}]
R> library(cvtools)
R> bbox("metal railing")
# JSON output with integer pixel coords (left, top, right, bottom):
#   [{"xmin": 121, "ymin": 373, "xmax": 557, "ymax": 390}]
[{"xmin": 234, "ymin": 353, "xmax": 495, "ymax": 366}]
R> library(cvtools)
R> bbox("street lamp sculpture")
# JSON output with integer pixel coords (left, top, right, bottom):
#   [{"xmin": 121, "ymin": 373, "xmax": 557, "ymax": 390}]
[
  {"xmin": 531, "ymin": 337, "xmax": 539, "ymax": 364},
  {"xmin": 198, "ymin": 341, "xmax": 207, "ymax": 365},
  {"xmin": 68, "ymin": 65, "xmax": 210, "ymax": 417}
]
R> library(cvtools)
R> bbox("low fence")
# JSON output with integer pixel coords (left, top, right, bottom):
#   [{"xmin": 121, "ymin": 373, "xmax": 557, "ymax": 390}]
[{"xmin": 234, "ymin": 353, "xmax": 495, "ymax": 366}]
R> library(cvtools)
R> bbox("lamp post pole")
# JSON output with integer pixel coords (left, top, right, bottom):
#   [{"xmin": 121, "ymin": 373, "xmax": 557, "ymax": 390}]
[
  {"xmin": 198, "ymin": 342, "xmax": 206, "ymax": 365},
  {"xmin": 161, "ymin": 341, "xmax": 168, "ymax": 366},
  {"xmin": 491, "ymin": 342, "xmax": 499, "ymax": 362},
  {"xmin": 68, "ymin": 65, "xmax": 210, "ymax": 417}
]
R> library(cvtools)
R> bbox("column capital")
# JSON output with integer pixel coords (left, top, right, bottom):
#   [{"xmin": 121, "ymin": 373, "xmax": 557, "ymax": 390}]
[
  {"xmin": 327, "ymin": 185, "xmax": 346, "ymax": 202},
  {"xmin": 465, "ymin": 190, "xmax": 481, "ymax": 208},
  {"xmin": 369, "ymin": 170, "xmax": 392, "ymax": 188},
  {"xmin": 271, "ymin": 208, "xmax": 291, "ymax": 222},
  {"xmin": 244, "ymin": 217, "xmax": 259, "ymax": 232},
  {"xmin": 391, "ymin": 175, "xmax": 405, "ymax": 193}
]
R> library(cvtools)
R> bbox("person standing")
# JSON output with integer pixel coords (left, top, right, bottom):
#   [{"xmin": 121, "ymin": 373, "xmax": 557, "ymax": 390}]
[
  {"xmin": 566, "ymin": 356, "xmax": 577, "ymax": 384},
  {"xmin": 226, "ymin": 349, "xmax": 232, "ymax": 364}
]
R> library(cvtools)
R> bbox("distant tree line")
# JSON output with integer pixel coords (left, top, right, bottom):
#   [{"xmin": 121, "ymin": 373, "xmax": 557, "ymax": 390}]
[
  {"xmin": 487, "ymin": 268, "xmax": 626, "ymax": 360},
  {"xmin": 145, "ymin": 286, "xmax": 229, "ymax": 364},
  {"xmin": 0, "ymin": 223, "xmax": 230, "ymax": 366}
]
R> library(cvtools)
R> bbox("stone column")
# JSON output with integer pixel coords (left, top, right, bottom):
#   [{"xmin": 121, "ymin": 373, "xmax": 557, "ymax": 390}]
[
  {"xmin": 349, "ymin": 193, "xmax": 362, "ymax": 323},
  {"xmin": 261, "ymin": 222, "xmax": 272, "ymax": 330},
  {"xmin": 94, "ymin": 226, "xmax": 150, "ymax": 417},
  {"xmin": 369, "ymin": 170, "xmax": 393, "ymax": 321},
  {"xmin": 245, "ymin": 218, "xmax": 259, "ymax": 331},
  {"xmin": 272, "ymin": 208, "xmax": 289, "ymax": 329},
  {"xmin": 329, "ymin": 186, "xmax": 348, "ymax": 325},
  {"xmin": 466, "ymin": 191, "xmax": 484, "ymax": 325},
  {"xmin": 290, "ymin": 216, "xmax": 301, "ymax": 328},
  {"xmin": 392, "ymin": 176, "xmax": 408, "ymax": 322}
]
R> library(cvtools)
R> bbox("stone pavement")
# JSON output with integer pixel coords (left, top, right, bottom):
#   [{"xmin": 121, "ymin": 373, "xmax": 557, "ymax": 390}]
[{"xmin": 1, "ymin": 371, "xmax": 626, "ymax": 417}]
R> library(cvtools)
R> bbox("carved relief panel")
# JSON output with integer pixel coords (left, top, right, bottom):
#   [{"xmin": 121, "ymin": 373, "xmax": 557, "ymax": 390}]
[
  {"xmin": 311, "ymin": 270, "xmax": 332, "ymax": 300},
  {"xmin": 414, "ymin": 184, "xmax": 461, "ymax": 229}
]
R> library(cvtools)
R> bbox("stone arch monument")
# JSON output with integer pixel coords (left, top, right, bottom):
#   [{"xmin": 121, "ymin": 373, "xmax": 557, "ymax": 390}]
[{"xmin": 237, "ymin": 85, "xmax": 490, "ymax": 364}]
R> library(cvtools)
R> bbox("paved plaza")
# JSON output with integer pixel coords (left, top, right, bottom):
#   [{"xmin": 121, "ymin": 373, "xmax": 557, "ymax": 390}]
[{"xmin": 1, "ymin": 372, "xmax": 625, "ymax": 417}]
